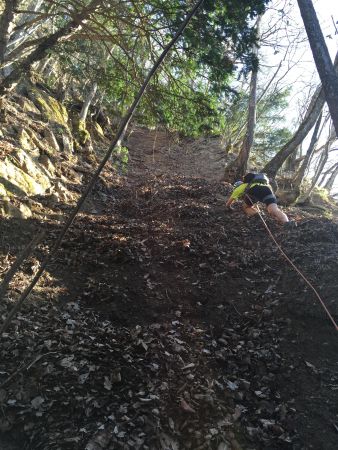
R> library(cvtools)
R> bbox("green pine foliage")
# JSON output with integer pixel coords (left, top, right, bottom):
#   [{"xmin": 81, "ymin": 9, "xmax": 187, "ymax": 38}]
[{"xmin": 44, "ymin": 0, "xmax": 271, "ymax": 137}]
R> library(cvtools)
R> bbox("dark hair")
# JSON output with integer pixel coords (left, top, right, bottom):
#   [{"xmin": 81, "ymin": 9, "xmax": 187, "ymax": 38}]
[{"xmin": 243, "ymin": 173, "xmax": 256, "ymax": 183}]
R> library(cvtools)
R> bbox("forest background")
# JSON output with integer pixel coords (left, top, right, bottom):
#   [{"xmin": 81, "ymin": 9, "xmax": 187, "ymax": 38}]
[{"xmin": 0, "ymin": 0, "xmax": 338, "ymax": 203}]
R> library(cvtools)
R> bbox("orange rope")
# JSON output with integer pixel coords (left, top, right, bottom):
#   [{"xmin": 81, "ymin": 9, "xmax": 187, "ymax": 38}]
[{"xmin": 255, "ymin": 205, "xmax": 338, "ymax": 332}]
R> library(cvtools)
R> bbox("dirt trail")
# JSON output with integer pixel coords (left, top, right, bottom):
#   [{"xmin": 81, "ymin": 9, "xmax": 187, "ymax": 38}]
[
  {"xmin": 0, "ymin": 140, "xmax": 338, "ymax": 449},
  {"xmin": 126, "ymin": 127, "xmax": 227, "ymax": 181}
]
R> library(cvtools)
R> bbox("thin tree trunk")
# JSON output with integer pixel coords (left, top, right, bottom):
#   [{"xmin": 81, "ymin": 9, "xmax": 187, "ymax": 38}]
[
  {"xmin": 319, "ymin": 161, "xmax": 338, "ymax": 186},
  {"xmin": 0, "ymin": 0, "xmax": 103, "ymax": 96},
  {"xmin": 263, "ymin": 51, "xmax": 338, "ymax": 179},
  {"xmin": 224, "ymin": 16, "xmax": 261, "ymax": 181},
  {"xmin": 284, "ymin": 147, "xmax": 300, "ymax": 174},
  {"xmin": 0, "ymin": 0, "xmax": 19, "ymax": 67},
  {"xmin": 293, "ymin": 110, "xmax": 322, "ymax": 188},
  {"xmin": 79, "ymin": 82, "xmax": 98, "ymax": 123},
  {"xmin": 301, "ymin": 123, "xmax": 336, "ymax": 201},
  {"xmin": 263, "ymin": 85, "xmax": 325, "ymax": 178},
  {"xmin": 7, "ymin": 0, "xmax": 44, "ymax": 50},
  {"xmin": 297, "ymin": 0, "xmax": 338, "ymax": 136},
  {"xmin": 324, "ymin": 163, "xmax": 338, "ymax": 191}
]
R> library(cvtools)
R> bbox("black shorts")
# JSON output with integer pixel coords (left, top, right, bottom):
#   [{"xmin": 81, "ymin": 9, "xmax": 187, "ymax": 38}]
[{"xmin": 244, "ymin": 185, "xmax": 277, "ymax": 206}]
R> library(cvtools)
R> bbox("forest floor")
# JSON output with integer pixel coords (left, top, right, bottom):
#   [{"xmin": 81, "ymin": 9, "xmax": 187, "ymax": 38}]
[{"xmin": 0, "ymin": 168, "xmax": 338, "ymax": 450}]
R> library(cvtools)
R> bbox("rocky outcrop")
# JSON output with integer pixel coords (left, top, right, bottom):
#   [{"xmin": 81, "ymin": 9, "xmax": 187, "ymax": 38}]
[{"xmin": 0, "ymin": 84, "xmax": 77, "ymax": 218}]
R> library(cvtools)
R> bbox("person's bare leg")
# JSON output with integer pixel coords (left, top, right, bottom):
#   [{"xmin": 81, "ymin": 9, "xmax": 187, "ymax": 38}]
[
  {"xmin": 243, "ymin": 203, "xmax": 258, "ymax": 217},
  {"xmin": 267, "ymin": 203, "xmax": 288, "ymax": 223}
]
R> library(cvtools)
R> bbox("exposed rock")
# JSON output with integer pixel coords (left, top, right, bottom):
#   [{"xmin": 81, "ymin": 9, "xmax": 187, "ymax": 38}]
[
  {"xmin": 12, "ymin": 149, "xmax": 51, "ymax": 191},
  {"xmin": 18, "ymin": 128, "xmax": 40, "ymax": 156},
  {"xmin": 0, "ymin": 183, "xmax": 9, "ymax": 198},
  {"xmin": 43, "ymin": 128, "xmax": 60, "ymax": 153},
  {"xmin": 0, "ymin": 156, "xmax": 45, "ymax": 196},
  {"xmin": 0, "ymin": 200, "xmax": 32, "ymax": 218},
  {"xmin": 16, "ymin": 95, "xmax": 41, "ymax": 115},
  {"xmin": 38, "ymin": 154, "xmax": 56, "ymax": 176},
  {"xmin": 62, "ymin": 134, "xmax": 73, "ymax": 154},
  {"xmin": 28, "ymin": 86, "xmax": 69, "ymax": 129},
  {"xmin": 53, "ymin": 180, "xmax": 71, "ymax": 202},
  {"xmin": 27, "ymin": 85, "xmax": 74, "ymax": 154}
]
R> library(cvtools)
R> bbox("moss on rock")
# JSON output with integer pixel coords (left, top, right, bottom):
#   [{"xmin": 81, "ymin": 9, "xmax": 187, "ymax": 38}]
[
  {"xmin": 0, "ymin": 150, "xmax": 51, "ymax": 196},
  {"xmin": 19, "ymin": 128, "xmax": 40, "ymax": 156},
  {"xmin": 29, "ymin": 87, "xmax": 69, "ymax": 128},
  {"xmin": 77, "ymin": 120, "xmax": 91, "ymax": 145}
]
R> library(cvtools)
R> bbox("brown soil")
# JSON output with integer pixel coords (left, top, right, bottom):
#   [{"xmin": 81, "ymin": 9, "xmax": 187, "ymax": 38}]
[{"xmin": 0, "ymin": 168, "xmax": 338, "ymax": 450}]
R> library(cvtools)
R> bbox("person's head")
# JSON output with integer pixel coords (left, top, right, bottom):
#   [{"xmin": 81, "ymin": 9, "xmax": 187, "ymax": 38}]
[{"xmin": 243, "ymin": 173, "xmax": 256, "ymax": 184}]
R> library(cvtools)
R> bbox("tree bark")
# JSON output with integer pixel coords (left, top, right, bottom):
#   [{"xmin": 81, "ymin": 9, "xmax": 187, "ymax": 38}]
[
  {"xmin": 297, "ymin": 0, "xmax": 338, "ymax": 136},
  {"xmin": 0, "ymin": 0, "xmax": 103, "ymax": 96},
  {"xmin": 263, "ymin": 85, "xmax": 325, "ymax": 178},
  {"xmin": 79, "ymin": 82, "xmax": 98, "ymax": 123},
  {"xmin": 263, "ymin": 51, "xmax": 338, "ymax": 178},
  {"xmin": 324, "ymin": 162, "xmax": 338, "ymax": 192},
  {"xmin": 0, "ymin": 0, "xmax": 19, "ymax": 66},
  {"xmin": 293, "ymin": 110, "xmax": 322, "ymax": 188},
  {"xmin": 224, "ymin": 16, "xmax": 261, "ymax": 181},
  {"xmin": 301, "ymin": 123, "xmax": 336, "ymax": 201}
]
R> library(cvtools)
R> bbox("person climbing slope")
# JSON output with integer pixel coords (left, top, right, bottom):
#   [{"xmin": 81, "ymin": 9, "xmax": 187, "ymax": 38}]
[{"xmin": 225, "ymin": 173, "xmax": 290, "ymax": 224}]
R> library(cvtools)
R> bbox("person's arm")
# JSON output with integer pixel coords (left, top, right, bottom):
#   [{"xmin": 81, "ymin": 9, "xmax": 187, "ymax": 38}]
[
  {"xmin": 225, "ymin": 183, "xmax": 247, "ymax": 209},
  {"xmin": 225, "ymin": 197, "xmax": 235, "ymax": 208}
]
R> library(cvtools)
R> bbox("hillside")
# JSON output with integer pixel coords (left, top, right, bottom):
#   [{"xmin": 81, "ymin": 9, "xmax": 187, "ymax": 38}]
[{"xmin": 0, "ymin": 86, "xmax": 338, "ymax": 450}]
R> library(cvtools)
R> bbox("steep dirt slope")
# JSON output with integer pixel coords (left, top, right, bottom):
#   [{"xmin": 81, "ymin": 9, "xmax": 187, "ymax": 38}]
[
  {"xmin": 126, "ymin": 127, "xmax": 227, "ymax": 181},
  {"xmin": 0, "ymin": 168, "xmax": 337, "ymax": 450}
]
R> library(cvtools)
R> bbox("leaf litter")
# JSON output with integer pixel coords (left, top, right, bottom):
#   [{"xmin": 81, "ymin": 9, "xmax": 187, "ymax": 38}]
[{"xmin": 0, "ymin": 172, "xmax": 338, "ymax": 449}]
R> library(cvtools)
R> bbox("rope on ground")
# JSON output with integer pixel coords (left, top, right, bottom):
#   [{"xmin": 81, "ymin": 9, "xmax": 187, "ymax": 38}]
[{"xmin": 256, "ymin": 205, "xmax": 338, "ymax": 332}]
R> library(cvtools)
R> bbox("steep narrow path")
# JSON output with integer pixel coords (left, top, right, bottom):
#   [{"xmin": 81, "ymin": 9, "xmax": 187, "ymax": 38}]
[{"xmin": 0, "ymin": 167, "xmax": 338, "ymax": 449}]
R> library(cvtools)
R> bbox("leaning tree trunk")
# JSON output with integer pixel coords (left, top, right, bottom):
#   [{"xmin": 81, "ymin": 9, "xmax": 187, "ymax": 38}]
[
  {"xmin": 284, "ymin": 147, "xmax": 300, "ymax": 174},
  {"xmin": 281, "ymin": 111, "xmax": 323, "ymax": 205},
  {"xmin": 79, "ymin": 82, "xmax": 98, "ymax": 124},
  {"xmin": 324, "ymin": 163, "xmax": 338, "ymax": 192},
  {"xmin": 263, "ymin": 51, "xmax": 338, "ymax": 179},
  {"xmin": 263, "ymin": 84, "xmax": 325, "ymax": 179},
  {"xmin": 301, "ymin": 123, "xmax": 336, "ymax": 201},
  {"xmin": 224, "ymin": 17, "xmax": 261, "ymax": 182},
  {"xmin": 293, "ymin": 110, "xmax": 322, "ymax": 187},
  {"xmin": 77, "ymin": 82, "xmax": 98, "ymax": 144},
  {"xmin": 0, "ymin": 0, "xmax": 19, "ymax": 68},
  {"xmin": 319, "ymin": 161, "xmax": 338, "ymax": 186},
  {"xmin": 6, "ymin": 0, "xmax": 44, "ymax": 51},
  {"xmin": 297, "ymin": 0, "xmax": 338, "ymax": 136},
  {"xmin": 0, "ymin": 0, "xmax": 103, "ymax": 96},
  {"xmin": 2, "ymin": 0, "xmax": 46, "ymax": 76}
]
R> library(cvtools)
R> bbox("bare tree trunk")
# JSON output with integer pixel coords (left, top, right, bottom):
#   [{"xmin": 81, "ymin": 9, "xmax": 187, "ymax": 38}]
[
  {"xmin": 324, "ymin": 163, "xmax": 338, "ymax": 191},
  {"xmin": 0, "ymin": 0, "xmax": 19, "ymax": 67},
  {"xmin": 293, "ymin": 110, "xmax": 322, "ymax": 188},
  {"xmin": 0, "ymin": 0, "xmax": 103, "ymax": 96},
  {"xmin": 7, "ymin": 0, "xmax": 44, "ymax": 51},
  {"xmin": 79, "ymin": 82, "xmax": 98, "ymax": 123},
  {"xmin": 263, "ymin": 51, "xmax": 338, "ymax": 179},
  {"xmin": 297, "ymin": 0, "xmax": 338, "ymax": 136},
  {"xmin": 319, "ymin": 161, "xmax": 338, "ymax": 186},
  {"xmin": 224, "ymin": 16, "xmax": 261, "ymax": 181},
  {"xmin": 284, "ymin": 147, "xmax": 300, "ymax": 174},
  {"xmin": 263, "ymin": 85, "xmax": 325, "ymax": 178},
  {"xmin": 301, "ymin": 123, "xmax": 336, "ymax": 201}
]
